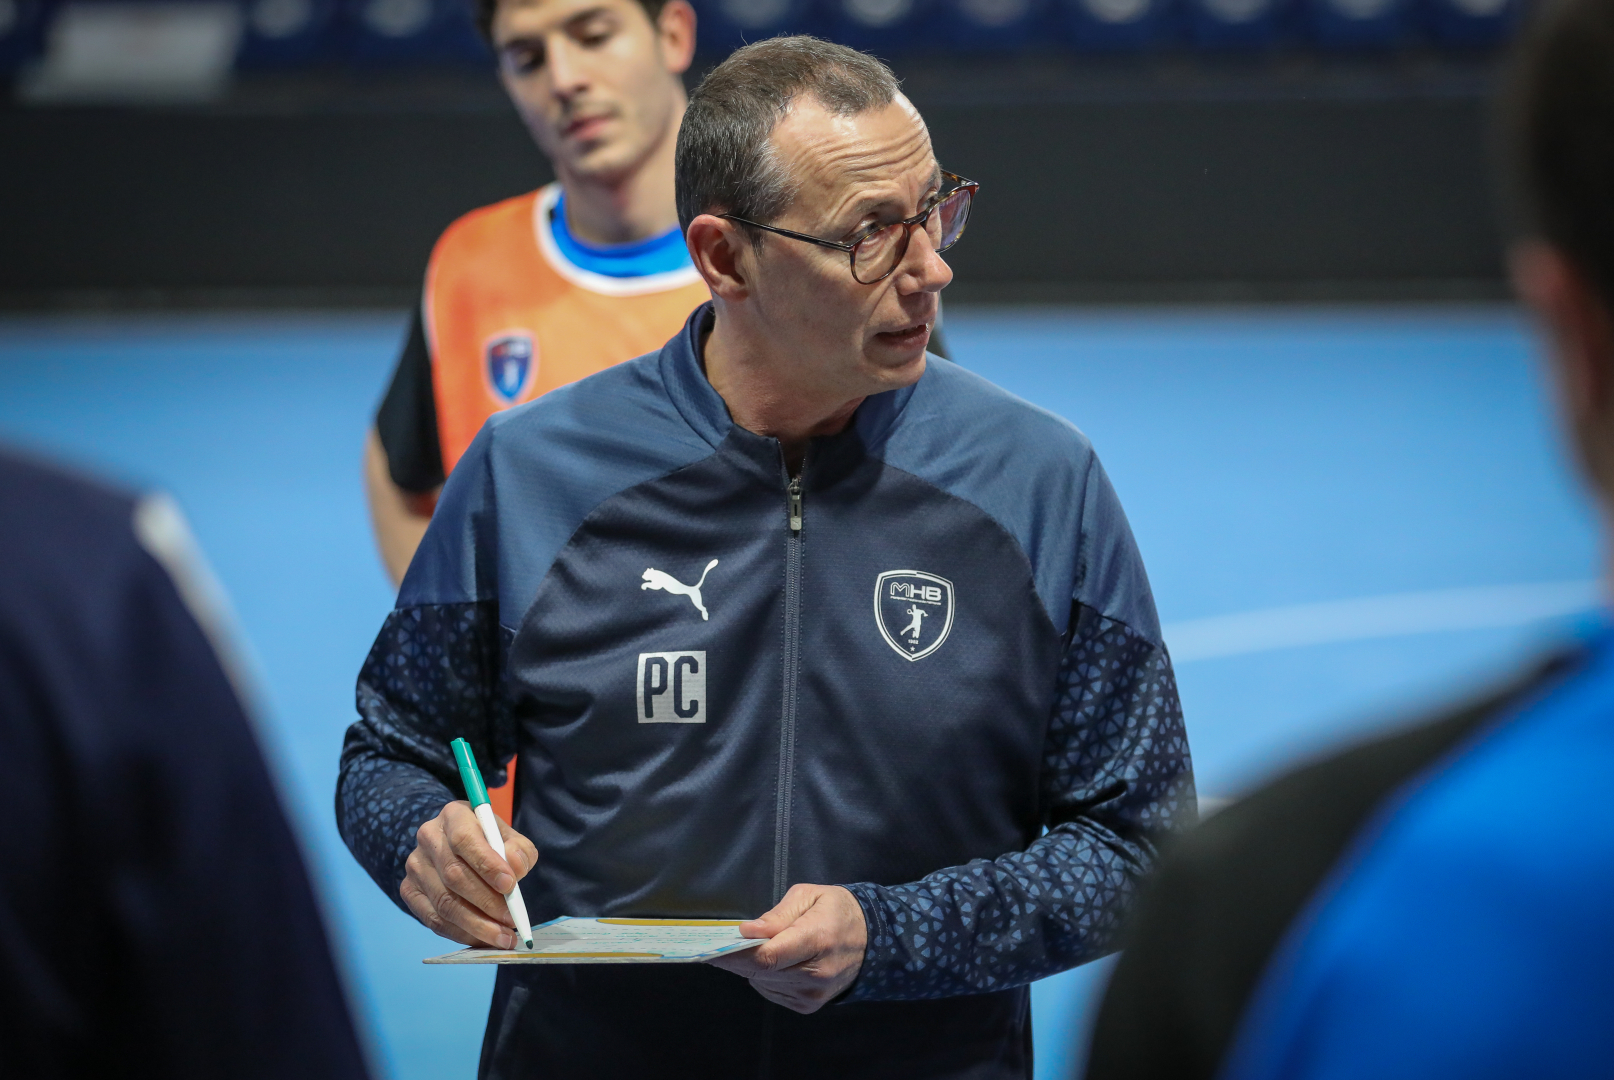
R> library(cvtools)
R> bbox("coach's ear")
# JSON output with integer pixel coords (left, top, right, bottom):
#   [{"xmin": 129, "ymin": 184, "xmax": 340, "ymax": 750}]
[{"xmin": 686, "ymin": 215, "xmax": 753, "ymax": 303}]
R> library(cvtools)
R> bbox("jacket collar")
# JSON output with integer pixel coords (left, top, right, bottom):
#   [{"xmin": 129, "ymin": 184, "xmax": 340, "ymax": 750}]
[
  {"xmin": 657, "ymin": 301, "xmax": 920, "ymax": 459},
  {"xmin": 659, "ymin": 303, "xmax": 732, "ymax": 450}
]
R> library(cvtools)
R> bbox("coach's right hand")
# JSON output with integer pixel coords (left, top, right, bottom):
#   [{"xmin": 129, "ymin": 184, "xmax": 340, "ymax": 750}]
[{"xmin": 401, "ymin": 799, "xmax": 538, "ymax": 949}]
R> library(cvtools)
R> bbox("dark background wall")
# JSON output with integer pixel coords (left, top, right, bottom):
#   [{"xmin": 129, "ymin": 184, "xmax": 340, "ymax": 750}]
[{"xmin": 0, "ymin": 56, "xmax": 1507, "ymax": 307}]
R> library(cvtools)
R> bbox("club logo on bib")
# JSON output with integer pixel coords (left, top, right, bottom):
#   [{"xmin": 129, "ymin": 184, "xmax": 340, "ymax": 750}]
[
  {"xmin": 874, "ymin": 570, "xmax": 954, "ymax": 661},
  {"xmin": 483, "ymin": 331, "xmax": 537, "ymax": 405}
]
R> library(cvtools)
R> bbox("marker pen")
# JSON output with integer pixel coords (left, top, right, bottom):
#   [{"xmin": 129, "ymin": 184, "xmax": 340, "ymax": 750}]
[{"xmin": 450, "ymin": 738, "xmax": 535, "ymax": 951}]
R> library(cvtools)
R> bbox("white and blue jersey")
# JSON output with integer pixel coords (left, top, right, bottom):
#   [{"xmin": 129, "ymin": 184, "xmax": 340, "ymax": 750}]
[
  {"xmin": 1225, "ymin": 626, "xmax": 1614, "ymax": 1080},
  {"xmin": 547, "ymin": 191, "xmax": 693, "ymax": 278},
  {"xmin": 339, "ymin": 303, "xmax": 1195, "ymax": 1078}
]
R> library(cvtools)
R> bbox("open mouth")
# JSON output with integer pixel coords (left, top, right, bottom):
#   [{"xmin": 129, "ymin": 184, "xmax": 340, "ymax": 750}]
[{"xmin": 875, "ymin": 323, "xmax": 931, "ymax": 349}]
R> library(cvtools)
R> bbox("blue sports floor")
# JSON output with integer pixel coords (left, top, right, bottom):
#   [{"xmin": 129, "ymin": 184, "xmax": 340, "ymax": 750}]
[{"xmin": 0, "ymin": 305, "xmax": 1598, "ymax": 1080}]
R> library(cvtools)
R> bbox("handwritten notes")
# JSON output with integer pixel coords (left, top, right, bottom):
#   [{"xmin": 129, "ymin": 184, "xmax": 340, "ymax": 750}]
[{"xmin": 424, "ymin": 917, "xmax": 765, "ymax": 965}]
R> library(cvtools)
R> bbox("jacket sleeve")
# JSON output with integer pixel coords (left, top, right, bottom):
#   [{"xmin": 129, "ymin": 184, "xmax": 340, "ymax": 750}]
[
  {"xmin": 337, "ymin": 604, "xmax": 517, "ymax": 910},
  {"xmin": 842, "ymin": 457, "xmax": 1196, "ymax": 1001},
  {"xmin": 335, "ymin": 431, "xmax": 518, "ymax": 911}
]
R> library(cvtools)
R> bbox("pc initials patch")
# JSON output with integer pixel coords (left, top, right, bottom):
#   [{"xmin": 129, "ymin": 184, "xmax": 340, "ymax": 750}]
[{"xmin": 637, "ymin": 651, "xmax": 706, "ymax": 723}]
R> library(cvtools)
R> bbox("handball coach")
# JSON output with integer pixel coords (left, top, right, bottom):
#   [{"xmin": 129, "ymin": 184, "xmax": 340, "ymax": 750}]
[{"xmin": 339, "ymin": 36, "xmax": 1194, "ymax": 1080}]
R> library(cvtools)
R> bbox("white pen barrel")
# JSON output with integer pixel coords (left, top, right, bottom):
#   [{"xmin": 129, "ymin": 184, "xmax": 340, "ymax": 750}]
[
  {"xmin": 473, "ymin": 802, "xmax": 507, "ymax": 859},
  {"xmin": 504, "ymin": 882, "xmax": 532, "ymax": 937},
  {"xmin": 473, "ymin": 802, "xmax": 534, "ymax": 948}
]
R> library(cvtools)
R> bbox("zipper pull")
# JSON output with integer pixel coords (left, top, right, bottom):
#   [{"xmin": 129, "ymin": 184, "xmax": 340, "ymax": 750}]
[{"xmin": 787, "ymin": 478, "xmax": 803, "ymax": 534}]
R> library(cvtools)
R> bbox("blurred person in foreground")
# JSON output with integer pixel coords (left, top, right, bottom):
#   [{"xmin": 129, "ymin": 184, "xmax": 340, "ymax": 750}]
[
  {"xmin": 1085, "ymin": 2, "xmax": 1614, "ymax": 1075},
  {"xmin": 0, "ymin": 448, "xmax": 370, "ymax": 1078},
  {"xmin": 339, "ymin": 36, "xmax": 1193, "ymax": 1080}
]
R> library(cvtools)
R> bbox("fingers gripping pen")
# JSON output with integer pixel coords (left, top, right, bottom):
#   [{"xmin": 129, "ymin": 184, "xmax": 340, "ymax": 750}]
[{"xmin": 451, "ymin": 738, "xmax": 535, "ymax": 950}]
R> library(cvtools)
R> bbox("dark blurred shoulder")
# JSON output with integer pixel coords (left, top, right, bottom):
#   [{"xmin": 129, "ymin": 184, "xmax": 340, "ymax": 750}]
[
  {"xmin": 0, "ymin": 446, "xmax": 149, "ymax": 615},
  {"xmin": 1085, "ymin": 647, "xmax": 1582, "ymax": 1080},
  {"xmin": 0, "ymin": 446, "xmax": 137, "ymax": 537}
]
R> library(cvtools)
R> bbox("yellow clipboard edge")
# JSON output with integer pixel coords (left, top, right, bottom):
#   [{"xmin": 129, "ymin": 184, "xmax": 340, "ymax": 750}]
[{"xmin": 595, "ymin": 918, "xmax": 745, "ymax": 927}]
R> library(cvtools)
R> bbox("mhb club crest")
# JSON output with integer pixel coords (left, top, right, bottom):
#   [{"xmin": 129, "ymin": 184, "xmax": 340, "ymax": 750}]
[
  {"xmin": 483, "ymin": 331, "xmax": 537, "ymax": 405},
  {"xmin": 874, "ymin": 570, "xmax": 954, "ymax": 662}
]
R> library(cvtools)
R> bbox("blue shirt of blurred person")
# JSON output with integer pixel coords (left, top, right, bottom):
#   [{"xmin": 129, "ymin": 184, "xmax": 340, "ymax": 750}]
[
  {"xmin": 1086, "ymin": 623, "xmax": 1614, "ymax": 1080},
  {"xmin": 1220, "ymin": 621, "xmax": 1614, "ymax": 1080}
]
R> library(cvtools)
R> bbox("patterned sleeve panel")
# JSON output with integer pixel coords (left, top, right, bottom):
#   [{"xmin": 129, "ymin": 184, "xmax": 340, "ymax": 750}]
[
  {"xmin": 843, "ymin": 608, "xmax": 1196, "ymax": 1001},
  {"xmin": 336, "ymin": 600, "xmax": 518, "ymax": 911}
]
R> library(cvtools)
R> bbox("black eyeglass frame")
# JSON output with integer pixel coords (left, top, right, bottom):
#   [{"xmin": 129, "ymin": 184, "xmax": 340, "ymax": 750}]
[{"xmin": 720, "ymin": 170, "xmax": 979, "ymax": 285}]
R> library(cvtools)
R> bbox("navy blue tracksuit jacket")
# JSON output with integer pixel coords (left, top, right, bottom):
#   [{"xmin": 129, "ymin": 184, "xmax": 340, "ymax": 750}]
[{"xmin": 339, "ymin": 305, "xmax": 1195, "ymax": 1078}]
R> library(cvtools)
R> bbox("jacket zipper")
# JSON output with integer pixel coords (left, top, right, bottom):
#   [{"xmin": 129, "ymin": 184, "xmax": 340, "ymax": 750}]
[
  {"xmin": 773, "ymin": 466, "xmax": 805, "ymax": 903},
  {"xmin": 787, "ymin": 477, "xmax": 804, "ymax": 534}
]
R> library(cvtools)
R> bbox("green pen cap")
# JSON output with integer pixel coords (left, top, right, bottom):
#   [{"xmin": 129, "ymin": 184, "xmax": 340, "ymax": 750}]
[{"xmin": 451, "ymin": 738, "xmax": 490, "ymax": 809}]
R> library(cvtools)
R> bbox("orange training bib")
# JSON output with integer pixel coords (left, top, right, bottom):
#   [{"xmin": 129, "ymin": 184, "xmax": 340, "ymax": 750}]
[{"xmin": 423, "ymin": 183, "xmax": 710, "ymax": 476}]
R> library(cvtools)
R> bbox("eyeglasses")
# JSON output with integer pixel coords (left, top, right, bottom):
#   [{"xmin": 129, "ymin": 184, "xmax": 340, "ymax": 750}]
[{"xmin": 721, "ymin": 171, "xmax": 979, "ymax": 285}]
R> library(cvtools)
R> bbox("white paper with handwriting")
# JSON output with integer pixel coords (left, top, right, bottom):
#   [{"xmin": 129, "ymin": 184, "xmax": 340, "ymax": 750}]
[{"xmin": 424, "ymin": 917, "xmax": 765, "ymax": 965}]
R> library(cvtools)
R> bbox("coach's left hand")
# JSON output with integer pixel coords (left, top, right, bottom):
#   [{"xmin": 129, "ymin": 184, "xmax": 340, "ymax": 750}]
[{"xmin": 708, "ymin": 883, "xmax": 867, "ymax": 1014}]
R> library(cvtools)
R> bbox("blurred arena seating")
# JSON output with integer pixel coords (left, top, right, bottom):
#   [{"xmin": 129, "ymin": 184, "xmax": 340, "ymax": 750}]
[
  {"xmin": 0, "ymin": 0, "xmax": 1525, "ymax": 75},
  {"xmin": 0, "ymin": 0, "xmax": 1519, "ymax": 307},
  {"xmin": 0, "ymin": 0, "xmax": 48, "ymax": 70},
  {"xmin": 237, "ymin": 0, "xmax": 339, "ymax": 66}
]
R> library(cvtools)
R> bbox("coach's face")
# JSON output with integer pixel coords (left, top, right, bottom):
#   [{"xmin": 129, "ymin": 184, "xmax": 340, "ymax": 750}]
[
  {"xmin": 749, "ymin": 96, "xmax": 953, "ymax": 399},
  {"xmin": 493, "ymin": 0, "xmax": 694, "ymax": 185}
]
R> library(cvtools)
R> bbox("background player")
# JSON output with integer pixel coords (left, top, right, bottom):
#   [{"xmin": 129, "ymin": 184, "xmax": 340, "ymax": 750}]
[
  {"xmin": 364, "ymin": 0, "xmax": 704, "ymax": 825},
  {"xmin": 364, "ymin": 0, "xmax": 705, "ymax": 587}
]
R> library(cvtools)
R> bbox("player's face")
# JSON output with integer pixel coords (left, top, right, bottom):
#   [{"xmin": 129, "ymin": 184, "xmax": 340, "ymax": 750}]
[
  {"xmin": 747, "ymin": 97, "xmax": 953, "ymax": 400},
  {"xmin": 492, "ymin": 0, "xmax": 692, "ymax": 186}
]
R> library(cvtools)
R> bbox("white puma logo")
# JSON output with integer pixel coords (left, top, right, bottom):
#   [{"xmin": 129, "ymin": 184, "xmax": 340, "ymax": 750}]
[
  {"xmin": 901, "ymin": 604, "xmax": 927, "ymax": 642},
  {"xmin": 641, "ymin": 559, "xmax": 720, "ymax": 621}
]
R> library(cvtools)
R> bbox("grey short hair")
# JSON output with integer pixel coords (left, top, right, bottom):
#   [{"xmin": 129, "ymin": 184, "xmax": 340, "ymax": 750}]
[{"xmin": 675, "ymin": 36, "xmax": 902, "ymax": 236}]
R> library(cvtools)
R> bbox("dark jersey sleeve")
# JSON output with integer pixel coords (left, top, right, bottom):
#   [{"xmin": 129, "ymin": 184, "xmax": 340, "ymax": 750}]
[
  {"xmin": 1083, "ymin": 651, "xmax": 1576, "ymax": 1080},
  {"xmin": 375, "ymin": 305, "xmax": 446, "ymax": 494},
  {"xmin": 0, "ymin": 449, "xmax": 371, "ymax": 1080}
]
